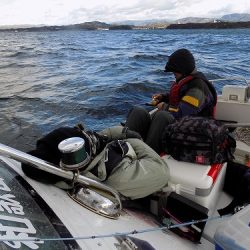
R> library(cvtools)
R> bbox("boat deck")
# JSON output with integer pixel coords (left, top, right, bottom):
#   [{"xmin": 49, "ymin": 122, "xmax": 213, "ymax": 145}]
[{"xmin": 0, "ymin": 156, "xmax": 236, "ymax": 250}]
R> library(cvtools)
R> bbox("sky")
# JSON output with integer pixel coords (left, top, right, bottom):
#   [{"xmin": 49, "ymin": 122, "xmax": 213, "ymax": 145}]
[{"xmin": 0, "ymin": 0, "xmax": 250, "ymax": 26}]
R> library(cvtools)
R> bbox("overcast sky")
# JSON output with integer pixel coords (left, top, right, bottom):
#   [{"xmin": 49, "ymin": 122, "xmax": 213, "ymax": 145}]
[{"xmin": 0, "ymin": 0, "xmax": 249, "ymax": 26}]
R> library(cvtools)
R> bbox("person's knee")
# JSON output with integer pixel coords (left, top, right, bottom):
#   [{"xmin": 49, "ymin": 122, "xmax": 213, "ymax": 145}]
[
  {"xmin": 131, "ymin": 106, "xmax": 149, "ymax": 116},
  {"xmin": 153, "ymin": 111, "xmax": 175, "ymax": 125},
  {"xmin": 127, "ymin": 106, "xmax": 150, "ymax": 121},
  {"xmin": 125, "ymin": 106, "xmax": 151, "ymax": 140}
]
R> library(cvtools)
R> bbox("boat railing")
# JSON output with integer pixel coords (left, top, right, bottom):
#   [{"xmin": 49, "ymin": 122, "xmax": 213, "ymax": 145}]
[
  {"xmin": 0, "ymin": 142, "xmax": 122, "ymax": 218},
  {"xmin": 210, "ymin": 77, "xmax": 249, "ymax": 86}
]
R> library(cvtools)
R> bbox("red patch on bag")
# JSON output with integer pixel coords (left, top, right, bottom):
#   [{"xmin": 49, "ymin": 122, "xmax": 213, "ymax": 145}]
[{"xmin": 196, "ymin": 155, "xmax": 205, "ymax": 164}]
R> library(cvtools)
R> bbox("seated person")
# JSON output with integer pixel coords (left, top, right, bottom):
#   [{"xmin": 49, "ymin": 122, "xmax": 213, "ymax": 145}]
[{"xmin": 125, "ymin": 48, "xmax": 217, "ymax": 154}]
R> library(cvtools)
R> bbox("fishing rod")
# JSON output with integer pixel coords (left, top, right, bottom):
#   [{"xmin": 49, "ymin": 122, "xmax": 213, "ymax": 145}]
[{"xmin": 0, "ymin": 213, "xmax": 232, "ymax": 243}]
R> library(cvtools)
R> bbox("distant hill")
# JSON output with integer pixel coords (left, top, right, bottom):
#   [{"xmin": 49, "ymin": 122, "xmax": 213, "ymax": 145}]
[
  {"xmin": 1, "ymin": 13, "xmax": 250, "ymax": 31},
  {"xmin": 167, "ymin": 21, "xmax": 250, "ymax": 29},
  {"xmin": 0, "ymin": 21, "xmax": 137, "ymax": 32},
  {"xmin": 112, "ymin": 19, "xmax": 171, "ymax": 26},
  {"xmin": 111, "ymin": 13, "xmax": 250, "ymax": 26},
  {"xmin": 220, "ymin": 13, "xmax": 250, "ymax": 22},
  {"xmin": 109, "ymin": 25, "xmax": 133, "ymax": 30},
  {"xmin": 175, "ymin": 17, "xmax": 215, "ymax": 24},
  {"xmin": 70, "ymin": 21, "xmax": 110, "ymax": 29},
  {"xmin": 0, "ymin": 24, "xmax": 43, "ymax": 29}
]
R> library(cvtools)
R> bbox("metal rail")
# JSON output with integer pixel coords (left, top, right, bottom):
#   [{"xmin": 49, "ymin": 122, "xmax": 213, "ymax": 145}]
[
  {"xmin": 210, "ymin": 77, "xmax": 249, "ymax": 85},
  {"xmin": 225, "ymin": 123, "xmax": 250, "ymax": 128},
  {"xmin": 0, "ymin": 142, "xmax": 122, "ymax": 211}
]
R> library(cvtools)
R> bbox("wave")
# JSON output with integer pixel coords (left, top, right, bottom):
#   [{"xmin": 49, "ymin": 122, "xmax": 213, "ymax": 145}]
[
  {"xmin": 5, "ymin": 51, "xmax": 29, "ymax": 58},
  {"xmin": 0, "ymin": 29, "xmax": 249, "ymax": 147},
  {"xmin": 132, "ymin": 53, "xmax": 166, "ymax": 61},
  {"xmin": 0, "ymin": 95, "xmax": 44, "ymax": 103},
  {"xmin": 207, "ymin": 41, "xmax": 231, "ymax": 46},
  {"xmin": 113, "ymin": 81, "xmax": 167, "ymax": 105},
  {"xmin": 0, "ymin": 62, "xmax": 19, "ymax": 69}
]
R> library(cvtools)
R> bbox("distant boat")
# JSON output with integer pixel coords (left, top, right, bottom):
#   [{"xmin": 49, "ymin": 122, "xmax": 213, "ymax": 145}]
[{"xmin": 97, "ymin": 28, "xmax": 109, "ymax": 31}]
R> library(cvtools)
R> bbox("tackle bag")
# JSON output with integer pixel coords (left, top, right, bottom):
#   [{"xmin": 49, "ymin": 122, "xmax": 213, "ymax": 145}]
[{"xmin": 162, "ymin": 116, "xmax": 236, "ymax": 165}]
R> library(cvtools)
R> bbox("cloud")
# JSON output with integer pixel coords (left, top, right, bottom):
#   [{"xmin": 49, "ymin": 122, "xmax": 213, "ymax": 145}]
[
  {"xmin": 176, "ymin": 0, "xmax": 250, "ymax": 18},
  {"xmin": 0, "ymin": 0, "xmax": 249, "ymax": 25},
  {"xmin": 66, "ymin": 0, "xmax": 193, "ymax": 23}
]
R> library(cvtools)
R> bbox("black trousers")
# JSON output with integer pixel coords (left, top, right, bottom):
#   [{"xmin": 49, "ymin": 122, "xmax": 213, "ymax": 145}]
[{"xmin": 125, "ymin": 106, "xmax": 175, "ymax": 154}]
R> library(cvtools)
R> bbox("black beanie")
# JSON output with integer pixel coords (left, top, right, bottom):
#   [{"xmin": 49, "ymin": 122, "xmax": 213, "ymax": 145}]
[{"xmin": 165, "ymin": 49, "xmax": 195, "ymax": 75}]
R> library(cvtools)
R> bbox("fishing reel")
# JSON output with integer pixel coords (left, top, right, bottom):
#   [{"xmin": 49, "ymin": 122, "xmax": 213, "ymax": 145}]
[
  {"xmin": 58, "ymin": 137, "xmax": 90, "ymax": 171},
  {"xmin": 58, "ymin": 137, "xmax": 121, "ymax": 219}
]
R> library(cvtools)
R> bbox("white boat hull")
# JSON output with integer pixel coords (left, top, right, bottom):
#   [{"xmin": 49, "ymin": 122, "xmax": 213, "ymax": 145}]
[
  {"xmin": 0, "ymin": 156, "xmax": 215, "ymax": 249},
  {"xmin": 0, "ymin": 83, "xmax": 249, "ymax": 250}
]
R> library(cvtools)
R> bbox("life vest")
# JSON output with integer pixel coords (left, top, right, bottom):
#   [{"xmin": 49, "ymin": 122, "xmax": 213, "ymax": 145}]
[
  {"xmin": 168, "ymin": 75, "xmax": 194, "ymax": 106},
  {"xmin": 168, "ymin": 74, "xmax": 217, "ymax": 118}
]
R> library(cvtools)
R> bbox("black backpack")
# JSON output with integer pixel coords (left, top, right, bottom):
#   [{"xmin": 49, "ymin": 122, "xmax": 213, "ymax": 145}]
[{"xmin": 162, "ymin": 116, "xmax": 236, "ymax": 165}]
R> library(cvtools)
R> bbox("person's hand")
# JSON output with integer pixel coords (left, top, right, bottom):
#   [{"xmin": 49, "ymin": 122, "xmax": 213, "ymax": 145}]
[
  {"xmin": 157, "ymin": 102, "xmax": 167, "ymax": 111},
  {"xmin": 151, "ymin": 94, "xmax": 162, "ymax": 106},
  {"xmin": 152, "ymin": 93, "xmax": 163, "ymax": 102}
]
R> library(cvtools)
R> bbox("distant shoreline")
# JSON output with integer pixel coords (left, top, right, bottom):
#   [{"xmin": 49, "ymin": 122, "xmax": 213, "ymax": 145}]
[
  {"xmin": 166, "ymin": 21, "xmax": 250, "ymax": 29},
  {"xmin": 0, "ymin": 21, "xmax": 250, "ymax": 32}
]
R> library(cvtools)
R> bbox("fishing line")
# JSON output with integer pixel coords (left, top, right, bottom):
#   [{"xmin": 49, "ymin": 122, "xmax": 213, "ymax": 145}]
[{"xmin": 0, "ymin": 214, "xmax": 231, "ymax": 243}]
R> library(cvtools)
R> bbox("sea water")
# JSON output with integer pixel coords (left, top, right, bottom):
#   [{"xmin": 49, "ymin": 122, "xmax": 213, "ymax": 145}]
[{"xmin": 0, "ymin": 29, "xmax": 249, "ymax": 151}]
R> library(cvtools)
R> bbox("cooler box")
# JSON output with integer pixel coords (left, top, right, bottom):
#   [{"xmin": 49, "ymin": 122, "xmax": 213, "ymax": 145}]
[
  {"xmin": 162, "ymin": 155, "xmax": 227, "ymax": 213},
  {"xmin": 214, "ymin": 205, "xmax": 250, "ymax": 250}
]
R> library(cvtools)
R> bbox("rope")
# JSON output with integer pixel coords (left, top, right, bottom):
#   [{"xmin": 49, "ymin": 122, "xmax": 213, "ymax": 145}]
[{"xmin": 0, "ymin": 214, "xmax": 231, "ymax": 243}]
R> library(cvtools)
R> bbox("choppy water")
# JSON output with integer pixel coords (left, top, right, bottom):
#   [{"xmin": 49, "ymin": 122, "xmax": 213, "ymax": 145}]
[{"xmin": 0, "ymin": 29, "xmax": 249, "ymax": 151}]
